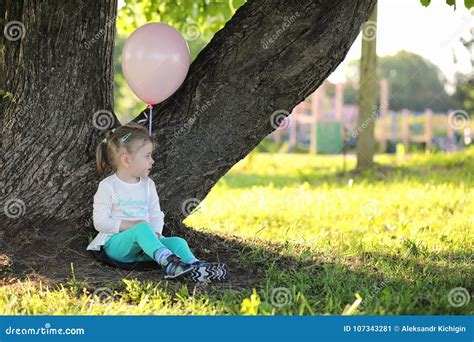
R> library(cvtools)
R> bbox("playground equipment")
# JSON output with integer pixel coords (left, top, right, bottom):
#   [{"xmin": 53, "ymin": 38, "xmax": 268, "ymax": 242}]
[{"xmin": 271, "ymin": 79, "xmax": 470, "ymax": 153}]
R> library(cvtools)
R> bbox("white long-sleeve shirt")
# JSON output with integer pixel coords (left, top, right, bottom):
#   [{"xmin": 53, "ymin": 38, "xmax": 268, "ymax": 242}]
[{"xmin": 86, "ymin": 173, "xmax": 165, "ymax": 251}]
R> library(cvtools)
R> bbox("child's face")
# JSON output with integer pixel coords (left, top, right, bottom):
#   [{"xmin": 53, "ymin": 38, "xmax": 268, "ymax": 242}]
[{"xmin": 119, "ymin": 141, "xmax": 154, "ymax": 178}]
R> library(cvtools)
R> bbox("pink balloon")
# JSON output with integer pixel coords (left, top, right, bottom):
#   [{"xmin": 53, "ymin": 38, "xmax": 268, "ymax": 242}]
[{"xmin": 121, "ymin": 23, "xmax": 190, "ymax": 105}]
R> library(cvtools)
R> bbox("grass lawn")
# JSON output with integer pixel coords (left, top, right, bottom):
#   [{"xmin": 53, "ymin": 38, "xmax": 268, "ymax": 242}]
[{"xmin": 1, "ymin": 147, "xmax": 473, "ymax": 315}]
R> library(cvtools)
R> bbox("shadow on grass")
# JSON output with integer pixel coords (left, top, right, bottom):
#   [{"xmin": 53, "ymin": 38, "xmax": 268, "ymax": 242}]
[{"xmin": 2, "ymin": 218, "xmax": 472, "ymax": 315}]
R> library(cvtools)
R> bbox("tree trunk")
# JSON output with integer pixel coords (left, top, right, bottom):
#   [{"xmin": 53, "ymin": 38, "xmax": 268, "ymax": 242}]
[
  {"xmin": 356, "ymin": 4, "xmax": 378, "ymax": 170},
  {"xmin": 1, "ymin": 0, "xmax": 117, "ymax": 252},
  {"xmin": 1, "ymin": 0, "xmax": 376, "ymax": 265}
]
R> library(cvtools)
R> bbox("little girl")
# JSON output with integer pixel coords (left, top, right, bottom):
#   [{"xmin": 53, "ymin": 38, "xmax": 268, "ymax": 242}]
[{"xmin": 86, "ymin": 122, "xmax": 228, "ymax": 282}]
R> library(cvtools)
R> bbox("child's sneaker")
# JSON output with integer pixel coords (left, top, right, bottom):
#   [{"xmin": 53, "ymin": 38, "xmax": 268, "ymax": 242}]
[
  {"xmin": 189, "ymin": 260, "xmax": 229, "ymax": 283},
  {"xmin": 161, "ymin": 254, "xmax": 194, "ymax": 280}
]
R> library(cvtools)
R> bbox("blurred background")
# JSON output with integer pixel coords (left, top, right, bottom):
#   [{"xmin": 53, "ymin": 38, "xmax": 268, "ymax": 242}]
[{"xmin": 115, "ymin": 0, "xmax": 473, "ymax": 157}]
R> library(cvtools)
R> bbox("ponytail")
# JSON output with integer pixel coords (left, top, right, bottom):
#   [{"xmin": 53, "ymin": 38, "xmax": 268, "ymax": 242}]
[
  {"xmin": 95, "ymin": 129, "xmax": 116, "ymax": 177},
  {"xmin": 96, "ymin": 141, "xmax": 111, "ymax": 177}
]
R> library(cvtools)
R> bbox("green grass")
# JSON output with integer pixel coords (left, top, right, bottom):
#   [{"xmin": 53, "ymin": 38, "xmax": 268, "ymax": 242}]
[{"xmin": 2, "ymin": 147, "xmax": 473, "ymax": 315}]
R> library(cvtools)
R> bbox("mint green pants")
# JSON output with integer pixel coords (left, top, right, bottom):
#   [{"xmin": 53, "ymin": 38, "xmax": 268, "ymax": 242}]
[{"xmin": 103, "ymin": 222, "xmax": 198, "ymax": 263}]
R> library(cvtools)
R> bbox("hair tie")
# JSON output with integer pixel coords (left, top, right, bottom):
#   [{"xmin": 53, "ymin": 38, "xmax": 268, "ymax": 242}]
[{"xmin": 102, "ymin": 128, "xmax": 117, "ymax": 144}]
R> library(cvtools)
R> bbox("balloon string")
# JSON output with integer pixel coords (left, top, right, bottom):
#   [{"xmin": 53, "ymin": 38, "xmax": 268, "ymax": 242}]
[{"xmin": 147, "ymin": 104, "xmax": 153, "ymax": 137}]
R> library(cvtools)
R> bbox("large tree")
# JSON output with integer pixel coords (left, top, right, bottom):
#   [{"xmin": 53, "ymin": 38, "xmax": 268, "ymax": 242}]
[{"xmin": 1, "ymin": 0, "xmax": 376, "ymax": 276}]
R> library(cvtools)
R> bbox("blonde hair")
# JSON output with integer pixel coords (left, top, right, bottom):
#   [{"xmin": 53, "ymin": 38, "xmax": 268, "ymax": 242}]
[{"xmin": 96, "ymin": 122, "xmax": 155, "ymax": 177}]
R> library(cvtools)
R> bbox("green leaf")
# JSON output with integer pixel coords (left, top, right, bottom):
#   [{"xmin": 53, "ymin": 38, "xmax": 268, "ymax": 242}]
[
  {"xmin": 421, "ymin": 0, "xmax": 472, "ymax": 9},
  {"xmin": 446, "ymin": 0, "xmax": 456, "ymax": 9}
]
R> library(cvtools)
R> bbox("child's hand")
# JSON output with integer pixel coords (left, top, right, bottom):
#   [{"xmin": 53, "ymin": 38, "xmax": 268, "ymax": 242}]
[{"xmin": 119, "ymin": 219, "xmax": 148, "ymax": 232}]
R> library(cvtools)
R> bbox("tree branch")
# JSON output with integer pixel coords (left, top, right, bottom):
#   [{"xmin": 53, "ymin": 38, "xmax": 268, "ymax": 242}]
[{"xmin": 131, "ymin": 0, "xmax": 377, "ymax": 225}]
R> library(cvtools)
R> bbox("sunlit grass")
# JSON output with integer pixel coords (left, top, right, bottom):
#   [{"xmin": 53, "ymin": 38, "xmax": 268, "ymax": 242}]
[
  {"xmin": 187, "ymin": 149, "xmax": 473, "ymax": 257},
  {"xmin": 2, "ymin": 147, "xmax": 473, "ymax": 315}
]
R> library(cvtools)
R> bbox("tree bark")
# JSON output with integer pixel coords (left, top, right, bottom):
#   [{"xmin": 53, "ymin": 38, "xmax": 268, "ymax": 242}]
[
  {"xmin": 1, "ymin": 0, "xmax": 376, "ymax": 257},
  {"xmin": 1, "ymin": 0, "xmax": 117, "ymax": 250}
]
